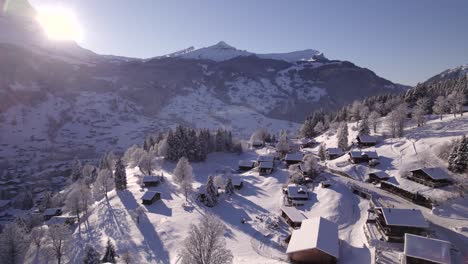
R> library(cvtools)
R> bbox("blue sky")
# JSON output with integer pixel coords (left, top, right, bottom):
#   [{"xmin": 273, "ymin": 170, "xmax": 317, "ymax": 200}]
[{"xmin": 30, "ymin": 0, "xmax": 468, "ymax": 85}]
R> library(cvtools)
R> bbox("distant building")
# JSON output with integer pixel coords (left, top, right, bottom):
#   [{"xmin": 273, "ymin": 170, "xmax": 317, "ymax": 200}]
[
  {"xmin": 401, "ymin": 234, "xmax": 452, "ymax": 264},
  {"xmin": 284, "ymin": 153, "xmax": 304, "ymax": 166},
  {"xmin": 368, "ymin": 171, "xmax": 390, "ymax": 183},
  {"xmin": 238, "ymin": 160, "xmax": 255, "ymax": 172},
  {"xmin": 257, "ymin": 155, "xmax": 275, "ymax": 163},
  {"xmin": 280, "ymin": 205, "xmax": 307, "ymax": 228},
  {"xmin": 142, "ymin": 176, "xmax": 162, "ymax": 187},
  {"xmin": 141, "ymin": 191, "xmax": 161, "ymax": 205},
  {"xmin": 231, "ymin": 176, "xmax": 243, "ymax": 190},
  {"xmin": 284, "ymin": 184, "xmax": 308, "ymax": 205},
  {"xmin": 259, "ymin": 161, "xmax": 274, "ymax": 176},
  {"xmin": 286, "ymin": 217, "xmax": 339, "ymax": 264},
  {"xmin": 251, "ymin": 140, "xmax": 264, "ymax": 148},
  {"xmin": 356, "ymin": 135, "xmax": 377, "ymax": 147},
  {"xmin": 43, "ymin": 208, "xmax": 63, "ymax": 220},
  {"xmin": 374, "ymin": 207, "xmax": 429, "ymax": 242},
  {"xmin": 348, "ymin": 151, "xmax": 379, "ymax": 164},
  {"xmin": 326, "ymin": 148, "xmax": 344, "ymax": 160},
  {"xmin": 299, "ymin": 138, "xmax": 316, "ymax": 148},
  {"xmin": 408, "ymin": 168, "xmax": 452, "ymax": 187}
]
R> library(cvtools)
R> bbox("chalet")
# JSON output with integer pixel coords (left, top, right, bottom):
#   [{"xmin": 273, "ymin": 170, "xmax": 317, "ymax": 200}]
[
  {"xmin": 326, "ymin": 148, "xmax": 344, "ymax": 160},
  {"xmin": 374, "ymin": 207, "xmax": 429, "ymax": 242},
  {"xmin": 0, "ymin": 200, "xmax": 11, "ymax": 211},
  {"xmin": 401, "ymin": 234, "xmax": 452, "ymax": 264},
  {"xmin": 348, "ymin": 151, "xmax": 379, "ymax": 164},
  {"xmin": 238, "ymin": 160, "xmax": 255, "ymax": 172},
  {"xmin": 280, "ymin": 205, "xmax": 307, "ymax": 228},
  {"xmin": 286, "ymin": 217, "xmax": 339, "ymax": 264},
  {"xmin": 231, "ymin": 176, "xmax": 243, "ymax": 190},
  {"xmin": 141, "ymin": 191, "xmax": 161, "ymax": 205},
  {"xmin": 284, "ymin": 153, "xmax": 304, "ymax": 166},
  {"xmin": 408, "ymin": 168, "xmax": 452, "ymax": 187},
  {"xmin": 356, "ymin": 135, "xmax": 377, "ymax": 147},
  {"xmin": 142, "ymin": 176, "xmax": 162, "ymax": 187},
  {"xmin": 368, "ymin": 171, "xmax": 390, "ymax": 183},
  {"xmin": 284, "ymin": 184, "xmax": 308, "ymax": 205},
  {"xmin": 259, "ymin": 161, "xmax": 274, "ymax": 175},
  {"xmin": 43, "ymin": 208, "xmax": 63, "ymax": 220},
  {"xmin": 251, "ymin": 140, "xmax": 264, "ymax": 148},
  {"xmin": 299, "ymin": 138, "xmax": 316, "ymax": 148}
]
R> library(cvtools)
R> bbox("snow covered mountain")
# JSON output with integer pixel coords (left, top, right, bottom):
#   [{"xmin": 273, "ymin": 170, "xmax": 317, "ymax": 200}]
[{"xmin": 424, "ymin": 64, "xmax": 468, "ymax": 83}]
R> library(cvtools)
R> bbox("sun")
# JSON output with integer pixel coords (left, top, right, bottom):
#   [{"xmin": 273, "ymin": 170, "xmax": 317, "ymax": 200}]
[{"xmin": 36, "ymin": 6, "xmax": 83, "ymax": 42}]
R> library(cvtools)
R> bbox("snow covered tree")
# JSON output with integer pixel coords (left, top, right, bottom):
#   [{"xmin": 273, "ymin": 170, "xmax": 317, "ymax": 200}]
[
  {"xmin": 83, "ymin": 245, "xmax": 101, "ymax": 264},
  {"xmin": 30, "ymin": 225, "xmax": 46, "ymax": 249},
  {"xmin": 302, "ymin": 154, "xmax": 321, "ymax": 178},
  {"xmin": 358, "ymin": 118, "xmax": 370, "ymax": 136},
  {"xmin": 66, "ymin": 181, "xmax": 91, "ymax": 234},
  {"xmin": 416, "ymin": 97, "xmax": 430, "ymax": 114},
  {"xmin": 300, "ymin": 118, "xmax": 316, "ymax": 138},
  {"xmin": 114, "ymin": 157, "xmax": 127, "ymax": 191},
  {"xmin": 204, "ymin": 175, "xmax": 218, "ymax": 207},
  {"xmin": 123, "ymin": 145, "xmax": 146, "ymax": 168},
  {"xmin": 47, "ymin": 224, "xmax": 72, "ymax": 264},
  {"xmin": 0, "ymin": 223, "xmax": 29, "ymax": 264},
  {"xmin": 101, "ymin": 239, "xmax": 117, "ymax": 263},
  {"xmin": 386, "ymin": 103, "xmax": 407, "ymax": 137},
  {"xmin": 138, "ymin": 151, "xmax": 155, "ymax": 175},
  {"xmin": 225, "ymin": 175, "xmax": 235, "ymax": 196},
  {"xmin": 82, "ymin": 164, "xmax": 98, "ymax": 186},
  {"xmin": 318, "ymin": 143, "xmax": 326, "ymax": 161},
  {"xmin": 447, "ymin": 90, "xmax": 466, "ymax": 117},
  {"xmin": 70, "ymin": 157, "xmax": 83, "ymax": 182},
  {"xmin": 413, "ymin": 105, "xmax": 426, "ymax": 127},
  {"xmin": 93, "ymin": 169, "xmax": 114, "ymax": 200},
  {"xmin": 432, "ymin": 96, "xmax": 448, "ymax": 120},
  {"xmin": 99, "ymin": 151, "xmax": 116, "ymax": 173},
  {"xmin": 337, "ymin": 122, "xmax": 348, "ymax": 150},
  {"xmin": 448, "ymin": 135, "xmax": 468, "ymax": 173},
  {"xmin": 173, "ymin": 157, "xmax": 194, "ymax": 201},
  {"xmin": 179, "ymin": 214, "xmax": 233, "ymax": 264},
  {"xmin": 369, "ymin": 111, "xmax": 380, "ymax": 133},
  {"xmin": 314, "ymin": 121, "xmax": 325, "ymax": 134},
  {"xmin": 276, "ymin": 131, "xmax": 290, "ymax": 156},
  {"xmin": 250, "ymin": 128, "xmax": 269, "ymax": 142}
]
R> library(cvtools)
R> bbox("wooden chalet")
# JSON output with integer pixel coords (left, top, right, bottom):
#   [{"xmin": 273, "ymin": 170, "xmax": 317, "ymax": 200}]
[
  {"xmin": 299, "ymin": 138, "xmax": 316, "ymax": 148},
  {"xmin": 368, "ymin": 171, "xmax": 390, "ymax": 183},
  {"xmin": 326, "ymin": 148, "xmax": 344, "ymax": 160},
  {"xmin": 286, "ymin": 217, "xmax": 339, "ymax": 264},
  {"xmin": 408, "ymin": 168, "xmax": 452, "ymax": 187},
  {"xmin": 43, "ymin": 208, "xmax": 63, "ymax": 220},
  {"xmin": 374, "ymin": 207, "xmax": 429, "ymax": 242},
  {"xmin": 284, "ymin": 153, "xmax": 304, "ymax": 166},
  {"xmin": 280, "ymin": 205, "xmax": 307, "ymax": 228},
  {"xmin": 259, "ymin": 161, "xmax": 274, "ymax": 175},
  {"xmin": 401, "ymin": 234, "xmax": 452, "ymax": 264},
  {"xmin": 142, "ymin": 176, "xmax": 162, "ymax": 187},
  {"xmin": 284, "ymin": 184, "xmax": 308, "ymax": 205},
  {"xmin": 141, "ymin": 191, "xmax": 161, "ymax": 205},
  {"xmin": 348, "ymin": 151, "xmax": 379, "ymax": 164},
  {"xmin": 238, "ymin": 160, "xmax": 255, "ymax": 172},
  {"xmin": 356, "ymin": 135, "xmax": 377, "ymax": 147},
  {"xmin": 257, "ymin": 155, "xmax": 275, "ymax": 164}
]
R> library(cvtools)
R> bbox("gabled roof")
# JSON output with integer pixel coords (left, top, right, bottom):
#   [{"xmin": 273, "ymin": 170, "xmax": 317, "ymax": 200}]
[
  {"xmin": 404, "ymin": 234, "xmax": 451, "ymax": 264},
  {"xmin": 281, "ymin": 205, "xmax": 307, "ymax": 223},
  {"xmin": 378, "ymin": 208, "xmax": 429, "ymax": 228},
  {"xmin": 143, "ymin": 176, "xmax": 161, "ymax": 183},
  {"xmin": 369, "ymin": 171, "xmax": 390, "ymax": 179},
  {"xmin": 285, "ymin": 153, "xmax": 303, "ymax": 162},
  {"xmin": 286, "ymin": 217, "xmax": 339, "ymax": 259},
  {"xmin": 287, "ymin": 184, "xmax": 308, "ymax": 199},
  {"xmin": 257, "ymin": 155, "xmax": 274, "ymax": 162},
  {"xmin": 238, "ymin": 160, "xmax": 255, "ymax": 167},
  {"xmin": 259, "ymin": 161, "xmax": 274, "ymax": 169},
  {"xmin": 141, "ymin": 191, "xmax": 160, "ymax": 201},
  {"xmin": 349, "ymin": 151, "xmax": 378, "ymax": 159},
  {"xmin": 411, "ymin": 167, "xmax": 451, "ymax": 180},
  {"xmin": 326, "ymin": 148, "xmax": 343, "ymax": 155},
  {"xmin": 357, "ymin": 135, "xmax": 377, "ymax": 143}
]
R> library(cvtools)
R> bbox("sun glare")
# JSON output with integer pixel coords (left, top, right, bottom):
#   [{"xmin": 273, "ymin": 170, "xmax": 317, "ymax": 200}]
[{"xmin": 36, "ymin": 6, "xmax": 83, "ymax": 42}]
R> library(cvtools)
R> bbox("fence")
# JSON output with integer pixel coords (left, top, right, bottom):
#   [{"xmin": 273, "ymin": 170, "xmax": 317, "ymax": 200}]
[{"xmin": 380, "ymin": 182, "xmax": 433, "ymax": 209}]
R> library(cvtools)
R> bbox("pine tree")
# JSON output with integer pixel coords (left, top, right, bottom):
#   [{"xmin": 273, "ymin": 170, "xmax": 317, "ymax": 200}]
[
  {"xmin": 300, "ymin": 118, "xmax": 316, "ymax": 138},
  {"xmin": 225, "ymin": 175, "xmax": 235, "ymax": 196},
  {"xmin": 83, "ymin": 245, "xmax": 100, "ymax": 264},
  {"xmin": 102, "ymin": 239, "xmax": 117, "ymax": 263},
  {"xmin": 114, "ymin": 157, "xmax": 127, "ymax": 191},
  {"xmin": 358, "ymin": 118, "xmax": 370, "ymax": 136},
  {"xmin": 448, "ymin": 135, "xmax": 468, "ymax": 173},
  {"xmin": 70, "ymin": 157, "xmax": 82, "ymax": 182},
  {"xmin": 318, "ymin": 143, "xmax": 326, "ymax": 161},
  {"xmin": 204, "ymin": 176, "xmax": 218, "ymax": 207},
  {"xmin": 337, "ymin": 122, "xmax": 348, "ymax": 150}
]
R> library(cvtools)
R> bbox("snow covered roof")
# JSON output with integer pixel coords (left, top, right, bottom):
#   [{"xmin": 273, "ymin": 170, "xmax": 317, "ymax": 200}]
[
  {"xmin": 349, "ymin": 151, "xmax": 378, "ymax": 159},
  {"xmin": 287, "ymin": 184, "xmax": 308, "ymax": 199},
  {"xmin": 231, "ymin": 176, "xmax": 242, "ymax": 186},
  {"xmin": 257, "ymin": 155, "xmax": 274, "ymax": 162},
  {"xmin": 44, "ymin": 208, "xmax": 62, "ymax": 216},
  {"xmin": 285, "ymin": 153, "xmax": 303, "ymax": 162},
  {"xmin": 369, "ymin": 171, "xmax": 390, "ymax": 179},
  {"xmin": 378, "ymin": 208, "xmax": 429, "ymax": 228},
  {"xmin": 286, "ymin": 217, "xmax": 339, "ymax": 259},
  {"xmin": 404, "ymin": 234, "xmax": 452, "ymax": 264},
  {"xmin": 238, "ymin": 160, "xmax": 255, "ymax": 167},
  {"xmin": 143, "ymin": 176, "xmax": 161, "ymax": 183},
  {"xmin": 326, "ymin": 148, "xmax": 343, "ymax": 155},
  {"xmin": 357, "ymin": 135, "xmax": 377, "ymax": 143},
  {"xmin": 259, "ymin": 161, "xmax": 274, "ymax": 169},
  {"xmin": 411, "ymin": 167, "xmax": 451, "ymax": 180},
  {"xmin": 141, "ymin": 191, "xmax": 160, "ymax": 201},
  {"xmin": 281, "ymin": 205, "xmax": 307, "ymax": 223}
]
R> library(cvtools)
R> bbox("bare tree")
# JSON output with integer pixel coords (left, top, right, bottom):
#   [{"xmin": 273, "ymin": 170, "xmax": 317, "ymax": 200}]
[
  {"xmin": 47, "ymin": 224, "xmax": 71, "ymax": 264},
  {"xmin": 179, "ymin": 214, "xmax": 233, "ymax": 264},
  {"xmin": 432, "ymin": 96, "xmax": 448, "ymax": 120},
  {"xmin": 0, "ymin": 223, "xmax": 29, "ymax": 264},
  {"xmin": 369, "ymin": 111, "xmax": 380, "ymax": 133},
  {"xmin": 65, "ymin": 181, "xmax": 91, "ymax": 234},
  {"xmin": 138, "ymin": 151, "xmax": 155, "ymax": 175},
  {"xmin": 386, "ymin": 103, "xmax": 407, "ymax": 137},
  {"xmin": 173, "ymin": 157, "xmax": 194, "ymax": 201},
  {"xmin": 276, "ymin": 131, "xmax": 290, "ymax": 156},
  {"xmin": 30, "ymin": 225, "xmax": 46, "ymax": 249},
  {"xmin": 93, "ymin": 169, "xmax": 114, "ymax": 200},
  {"xmin": 447, "ymin": 90, "xmax": 466, "ymax": 117}
]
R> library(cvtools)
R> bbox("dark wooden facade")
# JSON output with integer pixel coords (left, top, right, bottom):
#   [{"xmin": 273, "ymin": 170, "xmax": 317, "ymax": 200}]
[
  {"xmin": 142, "ymin": 192, "xmax": 161, "ymax": 205},
  {"xmin": 408, "ymin": 169, "xmax": 452, "ymax": 187},
  {"xmin": 289, "ymin": 249, "xmax": 337, "ymax": 264}
]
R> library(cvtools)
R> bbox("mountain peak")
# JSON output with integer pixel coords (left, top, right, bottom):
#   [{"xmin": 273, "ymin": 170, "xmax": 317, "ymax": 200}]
[{"xmin": 214, "ymin": 41, "xmax": 234, "ymax": 49}]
